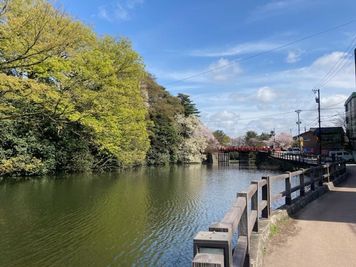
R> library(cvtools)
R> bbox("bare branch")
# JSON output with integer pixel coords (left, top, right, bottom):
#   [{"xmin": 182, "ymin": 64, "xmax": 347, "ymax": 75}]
[{"xmin": 0, "ymin": 0, "xmax": 9, "ymax": 18}]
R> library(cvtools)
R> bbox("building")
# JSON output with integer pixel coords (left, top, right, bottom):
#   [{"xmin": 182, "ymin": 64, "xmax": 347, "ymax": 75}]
[
  {"xmin": 345, "ymin": 92, "xmax": 356, "ymax": 149},
  {"xmin": 298, "ymin": 127, "xmax": 346, "ymax": 155}
]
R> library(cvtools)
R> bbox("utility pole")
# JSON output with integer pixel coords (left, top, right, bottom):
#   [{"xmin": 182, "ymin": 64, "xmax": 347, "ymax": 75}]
[
  {"xmin": 354, "ymin": 48, "xmax": 356, "ymax": 89},
  {"xmin": 295, "ymin": 110, "xmax": 302, "ymax": 153},
  {"xmin": 313, "ymin": 88, "xmax": 321, "ymax": 164}
]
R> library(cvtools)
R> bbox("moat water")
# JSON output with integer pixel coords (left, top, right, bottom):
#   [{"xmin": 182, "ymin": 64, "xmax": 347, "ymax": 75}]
[{"xmin": 0, "ymin": 165, "xmax": 283, "ymax": 266}]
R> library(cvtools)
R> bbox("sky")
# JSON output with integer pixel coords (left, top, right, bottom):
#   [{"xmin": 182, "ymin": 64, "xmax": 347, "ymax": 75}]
[{"xmin": 57, "ymin": 0, "xmax": 356, "ymax": 137}]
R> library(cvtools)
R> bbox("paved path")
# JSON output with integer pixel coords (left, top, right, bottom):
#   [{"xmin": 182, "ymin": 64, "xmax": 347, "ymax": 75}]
[{"xmin": 264, "ymin": 165, "xmax": 356, "ymax": 267}]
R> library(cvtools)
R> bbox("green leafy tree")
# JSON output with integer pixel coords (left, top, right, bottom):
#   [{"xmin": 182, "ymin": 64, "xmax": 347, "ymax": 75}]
[
  {"xmin": 177, "ymin": 93, "xmax": 199, "ymax": 117},
  {"xmin": 244, "ymin": 131, "xmax": 272, "ymax": 146},
  {"xmin": 0, "ymin": 0, "xmax": 213, "ymax": 176},
  {"xmin": 213, "ymin": 130, "xmax": 231, "ymax": 146},
  {"xmin": 0, "ymin": 0, "xmax": 150, "ymax": 176},
  {"xmin": 144, "ymin": 75, "xmax": 183, "ymax": 165},
  {"xmin": 0, "ymin": 0, "xmax": 94, "ymax": 74}
]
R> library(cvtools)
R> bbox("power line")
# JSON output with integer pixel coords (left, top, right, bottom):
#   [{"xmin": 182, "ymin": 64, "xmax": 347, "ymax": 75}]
[
  {"xmin": 207, "ymin": 112, "xmax": 295, "ymax": 122},
  {"xmin": 206, "ymin": 106, "xmax": 344, "ymax": 123},
  {"xmin": 314, "ymin": 34, "xmax": 356, "ymax": 89},
  {"xmin": 165, "ymin": 19, "xmax": 356, "ymax": 85},
  {"xmin": 301, "ymin": 107, "xmax": 344, "ymax": 112},
  {"xmin": 322, "ymin": 99, "xmax": 347, "ymax": 109},
  {"xmin": 319, "ymin": 54, "xmax": 353, "ymax": 89}
]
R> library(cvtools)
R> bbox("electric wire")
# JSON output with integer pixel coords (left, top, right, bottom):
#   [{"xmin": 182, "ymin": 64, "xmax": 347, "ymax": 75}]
[
  {"xmin": 165, "ymin": 19, "xmax": 356, "ymax": 85},
  {"xmin": 314, "ymin": 34, "xmax": 356, "ymax": 89}
]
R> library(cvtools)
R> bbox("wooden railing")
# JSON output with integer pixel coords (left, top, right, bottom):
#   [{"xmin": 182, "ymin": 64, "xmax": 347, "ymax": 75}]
[
  {"xmin": 271, "ymin": 151, "xmax": 319, "ymax": 165},
  {"xmin": 192, "ymin": 162, "xmax": 346, "ymax": 267}
]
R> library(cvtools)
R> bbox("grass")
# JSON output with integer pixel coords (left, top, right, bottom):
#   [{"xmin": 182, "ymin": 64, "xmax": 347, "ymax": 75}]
[{"xmin": 269, "ymin": 223, "xmax": 279, "ymax": 237}]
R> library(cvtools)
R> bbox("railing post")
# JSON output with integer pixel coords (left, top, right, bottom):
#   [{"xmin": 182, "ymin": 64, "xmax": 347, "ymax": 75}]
[
  {"xmin": 329, "ymin": 164, "xmax": 334, "ymax": 181},
  {"xmin": 325, "ymin": 164, "xmax": 330, "ymax": 183},
  {"xmin": 251, "ymin": 181, "xmax": 259, "ymax": 232},
  {"xmin": 310, "ymin": 168, "xmax": 315, "ymax": 191},
  {"xmin": 237, "ymin": 192, "xmax": 250, "ymax": 267},
  {"xmin": 261, "ymin": 176, "xmax": 270, "ymax": 218},
  {"xmin": 299, "ymin": 169, "xmax": 305, "ymax": 197},
  {"xmin": 193, "ymin": 231, "xmax": 230, "ymax": 267},
  {"xmin": 318, "ymin": 166, "xmax": 323, "ymax": 186},
  {"xmin": 285, "ymin": 172, "xmax": 292, "ymax": 205}
]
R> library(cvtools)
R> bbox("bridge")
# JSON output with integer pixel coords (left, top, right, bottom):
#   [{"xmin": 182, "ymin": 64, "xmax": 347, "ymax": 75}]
[
  {"xmin": 218, "ymin": 146, "xmax": 272, "ymax": 153},
  {"xmin": 208, "ymin": 146, "xmax": 272, "ymax": 166},
  {"xmin": 209, "ymin": 147, "xmax": 320, "ymax": 168},
  {"xmin": 270, "ymin": 151, "xmax": 319, "ymax": 165},
  {"xmin": 191, "ymin": 162, "xmax": 350, "ymax": 266}
]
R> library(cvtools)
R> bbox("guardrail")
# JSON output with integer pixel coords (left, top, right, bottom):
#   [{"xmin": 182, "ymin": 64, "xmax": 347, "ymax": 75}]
[
  {"xmin": 192, "ymin": 162, "xmax": 346, "ymax": 267},
  {"xmin": 271, "ymin": 151, "xmax": 319, "ymax": 165}
]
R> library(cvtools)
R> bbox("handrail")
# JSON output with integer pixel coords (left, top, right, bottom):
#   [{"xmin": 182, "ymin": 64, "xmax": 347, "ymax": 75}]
[
  {"xmin": 192, "ymin": 162, "xmax": 347, "ymax": 267},
  {"xmin": 271, "ymin": 151, "xmax": 320, "ymax": 165}
]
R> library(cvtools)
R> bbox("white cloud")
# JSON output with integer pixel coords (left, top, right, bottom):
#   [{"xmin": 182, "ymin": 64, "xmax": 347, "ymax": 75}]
[
  {"xmin": 190, "ymin": 41, "xmax": 281, "ymax": 58},
  {"xmin": 256, "ymin": 87, "xmax": 277, "ymax": 103},
  {"xmin": 207, "ymin": 52, "xmax": 352, "ymax": 133},
  {"xmin": 208, "ymin": 58, "xmax": 242, "ymax": 81},
  {"xmin": 245, "ymin": 118, "xmax": 283, "ymax": 134},
  {"xmin": 286, "ymin": 50, "xmax": 302, "ymax": 63},
  {"xmin": 126, "ymin": 0, "xmax": 144, "ymax": 9},
  {"xmin": 98, "ymin": 0, "xmax": 144, "ymax": 21},
  {"xmin": 256, "ymin": 0, "xmax": 298, "ymax": 13},
  {"xmin": 312, "ymin": 51, "xmax": 347, "ymax": 67},
  {"xmin": 248, "ymin": 0, "xmax": 307, "ymax": 22},
  {"xmin": 98, "ymin": 7, "xmax": 111, "ymax": 21},
  {"xmin": 321, "ymin": 94, "xmax": 347, "ymax": 108},
  {"xmin": 204, "ymin": 110, "xmax": 240, "ymax": 136},
  {"xmin": 229, "ymin": 88, "xmax": 288, "ymax": 107},
  {"xmin": 245, "ymin": 51, "xmax": 353, "ymax": 91},
  {"xmin": 114, "ymin": 3, "xmax": 130, "ymax": 20},
  {"xmin": 152, "ymin": 58, "xmax": 243, "ymax": 84},
  {"xmin": 153, "ymin": 50, "xmax": 354, "ymax": 135}
]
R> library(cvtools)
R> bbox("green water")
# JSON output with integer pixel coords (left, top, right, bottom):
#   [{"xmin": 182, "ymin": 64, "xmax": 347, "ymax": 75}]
[{"xmin": 0, "ymin": 165, "xmax": 280, "ymax": 267}]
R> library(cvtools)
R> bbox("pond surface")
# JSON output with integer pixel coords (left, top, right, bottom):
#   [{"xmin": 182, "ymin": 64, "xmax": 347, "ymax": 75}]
[{"xmin": 0, "ymin": 165, "xmax": 282, "ymax": 267}]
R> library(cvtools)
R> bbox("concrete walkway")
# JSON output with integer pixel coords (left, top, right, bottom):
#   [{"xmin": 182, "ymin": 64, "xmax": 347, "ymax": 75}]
[{"xmin": 264, "ymin": 165, "xmax": 356, "ymax": 267}]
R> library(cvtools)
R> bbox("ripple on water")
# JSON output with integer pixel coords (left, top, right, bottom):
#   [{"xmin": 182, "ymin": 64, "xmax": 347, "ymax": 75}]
[{"xmin": 0, "ymin": 166, "xmax": 281, "ymax": 267}]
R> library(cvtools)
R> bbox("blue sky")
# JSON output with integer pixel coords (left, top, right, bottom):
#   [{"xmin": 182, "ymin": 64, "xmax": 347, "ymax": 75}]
[{"xmin": 58, "ymin": 0, "xmax": 356, "ymax": 137}]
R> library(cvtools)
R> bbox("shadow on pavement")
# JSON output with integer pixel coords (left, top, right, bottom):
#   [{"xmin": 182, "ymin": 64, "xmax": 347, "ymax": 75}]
[{"xmin": 292, "ymin": 166, "xmax": 356, "ymax": 224}]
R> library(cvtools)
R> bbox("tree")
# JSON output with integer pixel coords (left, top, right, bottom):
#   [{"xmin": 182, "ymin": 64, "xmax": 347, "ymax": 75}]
[
  {"xmin": 332, "ymin": 112, "xmax": 346, "ymax": 131},
  {"xmin": 244, "ymin": 131, "xmax": 272, "ymax": 147},
  {"xmin": 144, "ymin": 75, "xmax": 184, "ymax": 165},
  {"xmin": 266, "ymin": 132, "xmax": 293, "ymax": 149},
  {"xmin": 244, "ymin": 131, "xmax": 258, "ymax": 146},
  {"xmin": 0, "ymin": 0, "xmax": 150, "ymax": 175},
  {"xmin": 0, "ymin": 0, "xmax": 213, "ymax": 176},
  {"xmin": 67, "ymin": 37, "xmax": 150, "ymax": 167},
  {"xmin": 230, "ymin": 137, "xmax": 246, "ymax": 146},
  {"xmin": 176, "ymin": 114, "xmax": 209, "ymax": 163},
  {"xmin": 213, "ymin": 130, "xmax": 231, "ymax": 146},
  {"xmin": 0, "ymin": 0, "xmax": 9, "ymax": 19},
  {"xmin": 198, "ymin": 124, "xmax": 219, "ymax": 152},
  {"xmin": 177, "ymin": 93, "xmax": 199, "ymax": 117},
  {"xmin": 0, "ymin": 0, "xmax": 94, "ymax": 74}
]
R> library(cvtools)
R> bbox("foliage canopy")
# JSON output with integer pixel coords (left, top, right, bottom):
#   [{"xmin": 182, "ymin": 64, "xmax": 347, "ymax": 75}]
[{"xmin": 0, "ymin": 0, "xmax": 212, "ymax": 177}]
